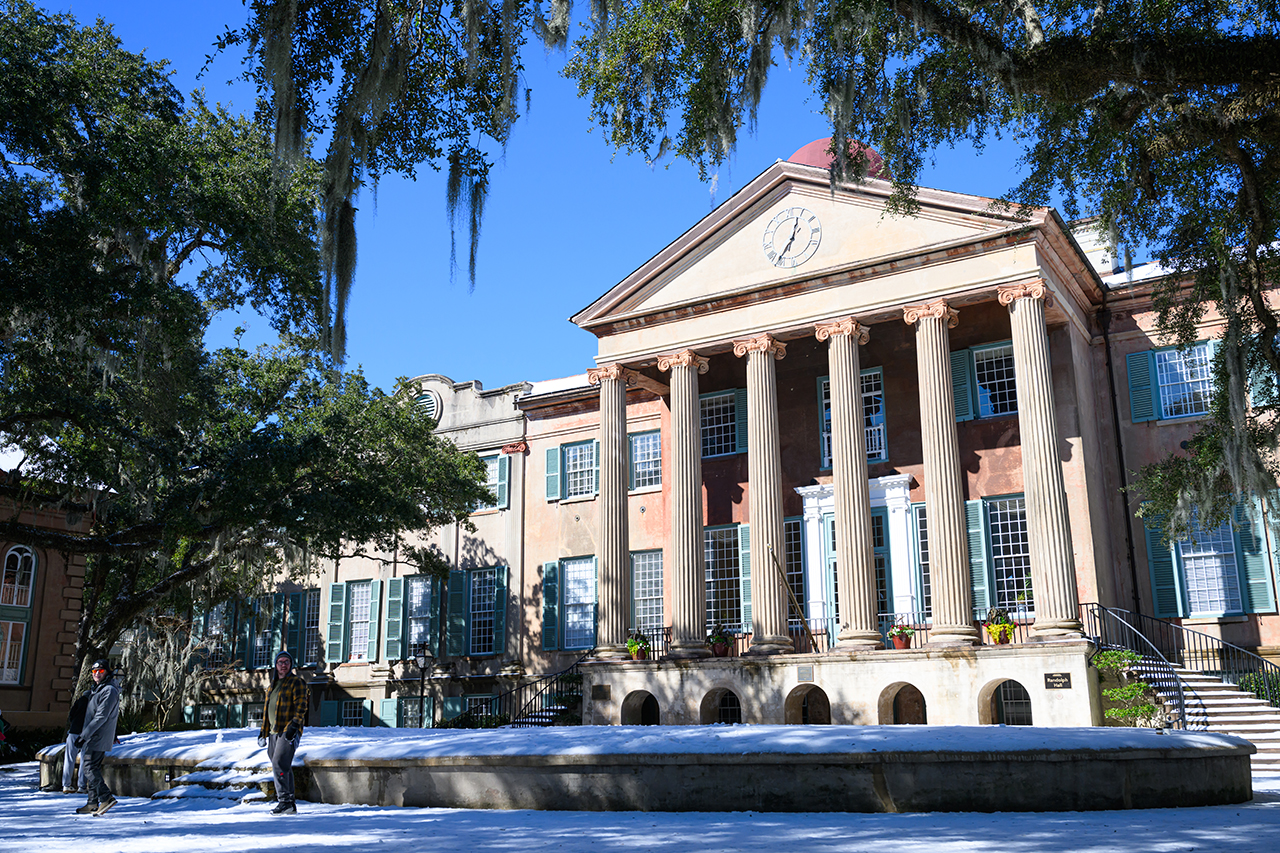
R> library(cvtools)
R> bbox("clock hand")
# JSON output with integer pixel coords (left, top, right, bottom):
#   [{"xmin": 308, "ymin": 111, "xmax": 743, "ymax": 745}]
[{"xmin": 780, "ymin": 218, "xmax": 801, "ymax": 257}]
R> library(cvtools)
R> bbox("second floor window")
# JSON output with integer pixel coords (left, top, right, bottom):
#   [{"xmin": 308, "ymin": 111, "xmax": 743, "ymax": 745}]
[
  {"xmin": 1128, "ymin": 341, "xmax": 1214, "ymax": 423},
  {"xmin": 1, "ymin": 546, "xmax": 34, "ymax": 608},
  {"xmin": 629, "ymin": 431, "xmax": 662, "ymax": 489},
  {"xmin": 820, "ymin": 370, "xmax": 887, "ymax": 468}
]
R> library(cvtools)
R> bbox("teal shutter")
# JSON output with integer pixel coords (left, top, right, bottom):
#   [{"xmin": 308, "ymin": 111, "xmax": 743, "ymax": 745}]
[
  {"xmin": 496, "ymin": 454, "xmax": 510, "ymax": 509},
  {"xmin": 233, "ymin": 601, "xmax": 252, "ymax": 669},
  {"xmin": 1143, "ymin": 517, "xmax": 1186, "ymax": 618},
  {"xmin": 319, "ymin": 701, "xmax": 339, "ymax": 727},
  {"xmin": 326, "ymin": 583, "xmax": 347, "ymax": 665},
  {"xmin": 385, "ymin": 578, "xmax": 405, "ymax": 661},
  {"xmin": 379, "ymin": 698, "xmax": 399, "ymax": 727},
  {"xmin": 428, "ymin": 576, "xmax": 442, "ymax": 658},
  {"xmin": 270, "ymin": 593, "xmax": 285, "ymax": 658},
  {"xmin": 445, "ymin": 571, "xmax": 467, "ymax": 657},
  {"xmin": 228, "ymin": 704, "xmax": 244, "ymax": 728},
  {"xmin": 546, "ymin": 446, "xmax": 561, "ymax": 500},
  {"xmin": 542, "ymin": 561, "xmax": 560, "ymax": 651},
  {"xmin": 1235, "ymin": 503, "xmax": 1277, "ymax": 613},
  {"xmin": 739, "ymin": 524, "xmax": 752, "ymax": 634},
  {"xmin": 182, "ymin": 706, "xmax": 195, "ymax": 725},
  {"xmin": 491, "ymin": 566, "xmax": 508, "ymax": 656},
  {"xmin": 1127, "ymin": 350, "xmax": 1158, "ymax": 422},
  {"xmin": 366, "ymin": 580, "xmax": 381, "ymax": 661},
  {"xmin": 214, "ymin": 705, "xmax": 228, "ymax": 728},
  {"xmin": 286, "ymin": 592, "xmax": 302, "ymax": 656},
  {"xmin": 627, "ymin": 434, "xmax": 636, "ymax": 491},
  {"xmin": 735, "ymin": 387, "xmax": 750, "ymax": 452},
  {"xmin": 592, "ymin": 439, "xmax": 601, "ymax": 494},
  {"xmin": 442, "ymin": 696, "xmax": 464, "ymax": 720},
  {"xmin": 965, "ymin": 500, "xmax": 990, "ymax": 616},
  {"xmin": 361, "ymin": 698, "xmax": 373, "ymax": 727},
  {"xmin": 424, "ymin": 696, "xmax": 435, "ymax": 728},
  {"xmin": 951, "ymin": 350, "xmax": 975, "ymax": 422}
]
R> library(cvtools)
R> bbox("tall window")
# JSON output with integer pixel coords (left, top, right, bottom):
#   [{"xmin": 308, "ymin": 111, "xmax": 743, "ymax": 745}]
[
  {"xmin": 479, "ymin": 454, "xmax": 503, "ymax": 511},
  {"xmin": 988, "ymin": 497, "xmax": 1033, "ymax": 613},
  {"xmin": 629, "ymin": 431, "xmax": 662, "ymax": 489},
  {"xmin": 251, "ymin": 595, "xmax": 273, "ymax": 668},
  {"xmin": 406, "ymin": 576, "xmax": 434, "ymax": 657},
  {"xmin": 631, "ymin": 551, "xmax": 664, "ymax": 638},
  {"xmin": 1156, "ymin": 344, "xmax": 1213, "ymax": 419},
  {"xmin": 1179, "ymin": 518, "xmax": 1242, "ymax": 615},
  {"xmin": 303, "ymin": 589, "xmax": 323, "ymax": 666},
  {"xmin": 0, "ymin": 621, "xmax": 24, "ymax": 684},
  {"xmin": 913, "ymin": 504, "xmax": 932, "ymax": 618},
  {"xmin": 700, "ymin": 392, "xmax": 739, "ymax": 458},
  {"xmin": 469, "ymin": 568, "xmax": 497, "ymax": 656},
  {"xmin": 347, "ymin": 581, "xmax": 372, "ymax": 661},
  {"xmin": 973, "ymin": 344, "xmax": 1017, "ymax": 418},
  {"xmin": 205, "ymin": 601, "xmax": 232, "ymax": 669},
  {"xmin": 0, "ymin": 546, "xmax": 34, "ymax": 684},
  {"xmin": 871, "ymin": 513, "xmax": 890, "ymax": 616},
  {"xmin": 562, "ymin": 557, "xmax": 597, "ymax": 649},
  {"xmin": 704, "ymin": 527, "xmax": 743, "ymax": 633},
  {"xmin": 563, "ymin": 441, "xmax": 597, "ymax": 499},
  {"xmin": 1, "ymin": 546, "xmax": 34, "ymax": 607},
  {"xmin": 819, "ymin": 370, "xmax": 887, "ymax": 468},
  {"xmin": 784, "ymin": 519, "xmax": 805, "ymax": 629}
]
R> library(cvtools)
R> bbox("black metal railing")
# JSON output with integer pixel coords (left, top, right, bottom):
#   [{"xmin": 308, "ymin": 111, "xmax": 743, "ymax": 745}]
[
  {"xmin": 1080, "ymin": 603, "xmax": 1188, "ymax": 728},
  {"xmin": 505, "ymin": 652, "xmax": 591, "ymax": 728},
  {"xmin": 1082, "ymin": 603, "xmax": 1280, "ymax": 708}
]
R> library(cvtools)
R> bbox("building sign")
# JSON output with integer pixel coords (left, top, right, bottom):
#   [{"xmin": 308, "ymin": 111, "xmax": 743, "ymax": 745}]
[
  {"xmin": 1044, "ymin": 673, "xmax": 1072, "ymax": 689},
  {"xmin": 797, "ymin": 665, "xmax": 814, "ymax": 683},
  {"xmin": 591, "ymin": 684, "xmax": 611, "ymax": 701}
]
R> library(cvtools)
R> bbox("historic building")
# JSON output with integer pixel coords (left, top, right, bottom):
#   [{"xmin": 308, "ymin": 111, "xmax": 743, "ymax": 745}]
[{"xmin": 182, "ymin": 140, "xmax": 1279, "ymax": 731}]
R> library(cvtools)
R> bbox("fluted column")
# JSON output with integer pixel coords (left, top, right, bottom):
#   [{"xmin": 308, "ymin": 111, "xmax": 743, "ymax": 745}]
[
  {"xmin": 904, "ymin": 301, "xmax": 980, "ymax": 646},
  {"xmin": 587, "ymin": 363, "xmax": 633, "ymax": 660},
  {"xmin": 815, "ymin": 318, "xmax": 883, "ymax": 649},
  {"xmin": 658, "ymin": 350, "xmax": 712, "ymax": 659},
  {"xmin": 999, "ymin": 282, "xmax": 1085, "ymax": 639},
  {"xmin": 735, "ymin": 333, "xmax": 792, "ymax": 655}
]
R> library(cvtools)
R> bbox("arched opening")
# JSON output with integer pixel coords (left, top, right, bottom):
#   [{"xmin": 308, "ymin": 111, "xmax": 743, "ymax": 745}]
[
  {"xmin": 784, "ymin": 685, "xmax": 831, "ymax": 724},
  {"xmin": 620, "ymin": 690, "xmax": 661, "ymax": 726},
  {"xmin": 978, "ymin": 679, "xmax": 1034, "ymax": 726},
  {"xmin": 876, "ymin": 682, "xmax": 927, "ymax": 724},
  {"xmin": 700, "ymin": 688, "xmax": 743, "ymax": 724}
]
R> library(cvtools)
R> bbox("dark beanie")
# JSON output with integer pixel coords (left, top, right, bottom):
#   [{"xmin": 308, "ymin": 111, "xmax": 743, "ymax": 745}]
[{"xmin": 274, "ymin": 650, "xmax": 294, "ymax": 669}]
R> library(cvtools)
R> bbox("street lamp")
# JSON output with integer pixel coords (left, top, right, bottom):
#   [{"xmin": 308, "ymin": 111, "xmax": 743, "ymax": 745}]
[{"xmin": 413, "ymin": 651, "xmax": 428, "ymax": 728}]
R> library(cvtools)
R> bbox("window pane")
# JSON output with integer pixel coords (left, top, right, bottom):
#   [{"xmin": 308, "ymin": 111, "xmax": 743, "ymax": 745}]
[
  {"xmin": 1180, "ymin": 519, "xmax": 1242, "ymax": 615},
  {"xmin": 630, "ymin": 432, "xmax": 662, "ymax": 489},
  {"xmin": 2, "ymin": 546, "xmax": 34, "ymax": 608},
  {"xmin": 700, "ymin": 393, "xmax": 738, "ymax": 457},
  {"xmin": 563, "ymin": 441, "xmax": 597, "ymax": 498},
  {"xmin": 820, "ymin": 380, "xmax": 832, "ymax": 468},
  {"xmin": 1157, "ymin": 344, "xmax": 1213, "ymax": 419},
  {"xmin": 479, "ymin": 454, "xmax": 501, "ymax": 510},
  {"xmin": 704, "ymin": 528, "xmax": 742, "ymax": 632},
  {"xmin": 303, "ymin": 589, "xmax": 323, "ymax": 666},
  {"xmin": 861, "ymin": 370, "xmax": 886, "ymax": 460},
  {"xmin": 988, "ymin": 497, "xmax": 1033, "ymax": 614},
  {"xmin": 252, "ymin": 595, "xmax": 273, "ymax": 668},
  {"xmin": 871, "ymin": 513, "xmax": 889, "ymax": 616},
  {"xmin": 406, "ymin": 576, "xmax": 433, "ymax": 656},
  {"xmin": 974, "ymin": 345, "xmax": 1017, "ymax": 417},
  {"xmin": 341, "ymin": 699, "xmax": 363, "ymax": 727},
  {"xmin": 206, "ymin": 602, "xmax": 231, "ymax": 669},
  {"xmin": 469, "ymin": 569, "xmax": 497, "ymax": 655},
  {"xmin": 0, "ymin": 621, "xmax": 24, "ymax": 684},
  {"xmin": 914, "ymin": 505, "xmax": 932, "ymax": 619},
  {"xmin": 631, "ymin": 551, "xmax": 664, "ymax": 638},
  {"xmin": 784, "ymin": 520, "xmax": 805, "ymax": 629},
  {"xmin": 466, "ymin": 695, "xmax": 496, "ymax": 716},
  {"xmin": 563, "ymin": 557, "xmax": 597, "ymax": 649},
  {"xmin": 348, "ymin": 582, "xmax": 371, "ymax": 660}
]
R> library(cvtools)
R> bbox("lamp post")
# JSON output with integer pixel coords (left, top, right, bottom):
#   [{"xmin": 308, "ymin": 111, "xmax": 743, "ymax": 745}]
[{"xmin": 414, "ymin": 651, "xmax": 428, "ymax": 728}]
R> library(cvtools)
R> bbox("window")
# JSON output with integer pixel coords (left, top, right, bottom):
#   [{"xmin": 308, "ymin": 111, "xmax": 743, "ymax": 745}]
[
  {"xmin": 631, "ymin": 551, "xmax": 664, "ymax": 638},
  {"xmin": 406, "ymin": 576, "xmax": 434, "ymax": 657},
  {"xmin": 629, "ymin": 431, "xmax": 662, "ymax": 490},
  {"xmin": 0, "ymin": 546, "xmax": 35, "ymax": 684},
  {"xmin": 819, "ymin": 370, "xmax": 887, "ymax": 468},
  {"xmin": 251, "ymin": 595, "xmax": 273, "ymax": 669},
  {"xmin": 913, "ymin": 504, "xmax": 932, "ymax": 619},
  {"xmin": 0, "ymin": 621, "xmax": 24, "ymax": 684},
  {"xmin": 384, "ymin": 574, "xmax": 439, "ymax": 661},
  {"xmin": 783, "ymin": 519, "xmax": 805, "ymax": 630},
  {"xmin": 542, "ymin": 557, "xmax": 598, "ymax": 651},
  {"xmin": 1, "ymin": 546, "xmax": 34, "ymax": 607},
  {"xmin": 348, "ymin": 582, "xmax": 372, "ymax": 660},
  {"xmin": 705, "ymin": 526, "xmax": 748, "ymax": 634},
  {"xmin": 341, "ymin": 699, "xmax": 365, "ymax": 727},
  {"xmin": 244, "ymin": 703, "xmax": 265, "ymax": 728},
  {"xmin": 1143, "ymin": 504, "xmax": 1275, "ymax": 618},
  {"xmin": 952, "ymin": 342, "xmax": 1018, "ymax": 421},
  {"xmin": 477, "ymin": 453, "xmax": 510, "ymax": 511},
  {"xmin": 995, "ymin": 680, "xmax": 1034, "ymax": 726},
  {"xmin": 303, "ymin": 589, "xmax": 323, "ymax": 666},
  {"xmin": 1128, "ymin": 342, "xmax": 1214, "ymax": 423},
  {"xmin": 399, "ymin": 696, "xmax": 433, "ymax": 728},
  {"xmin": 964, "ymin": 495, "xmax": 1033, "ymax": 618},
  {"xmin": 326, "ymin": 580, "xmax": 381, "ymax": 665},
  {"xmin": 700, "ymin": 389, "xmax": 748, "ymax": 458},
  {"xmin": 465, "ymin": 694, "xmax": 497, "ymax": 716},
  {"xmin": 445, "ymin": 567, "xmax": 507, "ymax": 657},
  {"xmin": 469, "ymin": 569, "xmax": 497, "ymax": 656},
  {"xmin": 818, "ymin": 508, "xmax": 892, "ymax": 637},
  {"xmin": 198, "ymin": 705, "xmax": 221, "ymax": 729},
  {"xmin": 545, "ymin": 440, "xmax": 599, "ymax": 501},
  {"xmin": 204, "ymin": 601, "xmax": 233, "ymax": 669}
]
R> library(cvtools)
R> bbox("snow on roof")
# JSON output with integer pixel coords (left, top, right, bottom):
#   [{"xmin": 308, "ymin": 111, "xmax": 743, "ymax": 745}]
[
  {"xmin": 525, "ymin": 373, "xmax": 591, "ymax": 397},
  {"xmin": 1102, "ymin": 259, "xmax": 1173, "ymax": 288}
]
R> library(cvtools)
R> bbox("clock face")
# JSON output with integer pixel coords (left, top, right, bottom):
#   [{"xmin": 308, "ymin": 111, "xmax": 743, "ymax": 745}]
[{"xmin": 762, "ymin": 206, "xmax": 822, "ymax": 268}]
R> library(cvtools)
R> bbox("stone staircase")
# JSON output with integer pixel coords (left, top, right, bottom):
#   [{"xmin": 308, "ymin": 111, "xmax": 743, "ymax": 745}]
[
  {"xmin": 150, "ymin": 767, "xmax": 273, "ymax": 803},
  {"xmin": 1158, "ymin": 667, "xmax": 1280, "ymax": 775}
]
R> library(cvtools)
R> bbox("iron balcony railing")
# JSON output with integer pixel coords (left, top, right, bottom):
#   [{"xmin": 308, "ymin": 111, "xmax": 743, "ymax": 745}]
[
  {"xmin": 1082, "ymin": 603, "xmax": 1280, "ymax": 709},
  {"xmin": 1080, "ymin": 603, "xmax": 1188, "ymax": 728}
]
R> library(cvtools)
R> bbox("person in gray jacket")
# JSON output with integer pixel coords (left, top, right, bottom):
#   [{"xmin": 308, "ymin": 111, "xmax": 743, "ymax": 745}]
[{"xmin": 74, "ymin": 659, "xmax": 120, "ymax": 816}]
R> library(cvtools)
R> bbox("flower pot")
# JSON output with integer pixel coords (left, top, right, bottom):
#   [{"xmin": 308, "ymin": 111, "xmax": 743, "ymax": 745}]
[
  {"xmin": 891, "ymin": 634, "xmax": 911, "ymax": 650},
  {"xmin": 710, "ymin": 642, "xmax": 731, "ymax": 658},
  {"xmin": 630, "ymin": 648, "xmax": 648, "ymax": 661}
]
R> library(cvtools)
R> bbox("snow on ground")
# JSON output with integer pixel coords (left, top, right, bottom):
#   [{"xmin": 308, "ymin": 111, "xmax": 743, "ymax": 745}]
[{"xmin": 6, "ymin": 725, "xmax": 1280, "ymax": 853}]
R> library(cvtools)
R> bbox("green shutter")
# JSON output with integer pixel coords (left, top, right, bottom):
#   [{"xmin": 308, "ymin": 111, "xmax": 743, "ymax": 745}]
[
  {"xmin": 542, "ymin": 561, "xmax": 560, "ymax": 651},
  {"xmin": 442, "ymin": 696, "xmax": 464, "ymax": 720},
  {"xmin": 358, "ymin": 698, "xmax": 371, "ymax": 727},
  {"xmin": 424, "ymin": 696, "xmax": 435, "ymax": 728},
  {"xmin": 385, "ymin": 578, "xmax": 405, "ymax": 661},
  {"xmin": 270, "ymin": 593, "xmax": 285, "ymax": 658},
  {"xmin": 592, "ymin": 439, "xmax": 601, "ymax": 494},
  {"xmin": 366, "ymin": 580, "xmax": 381, "ymax": 661},
  {"xmin": 445, "ymin": 571, "xmax": 467, "ymax": 657},
  {"xmin": 735, "ymin": 387, "xmax": 750, "ymax": 452},
  {"xmin": 228, "ymin": 704, "xmax": 244, "ymax": 728},
  {"xmin": 965, "ymin": 500, "xmax": 990, "ymax": 615},
  {"xmin": 1127, "ymin": 350, "xmax": 1158, "ymax": 423},
  {"xmin": 326, "ymin": 583, "xmax": 347, "ymax": 665},
  {"xmin": 627, "ymin": 434, "xmax": 636, "ymax": 491},
  {"xmin": 286, "ymin": 592, "xmax": 302, "ymax": 656},
  {"xmin": 233, "ymin": 601, "xmax": 252, "ymax": 670},
  {"xmin": 380, "ymin": 698, "xmax": 399, "ymax": 728},
  {"xmin": 1144, "ymin": 517, "xmax": 1185, "ymax": 618},
  {"xmin": 428, "ymin": 576, "xmax": 442, "ymax": 658},
  {"xmin": 1235, "ymin": 503, "xmax": 1277, "ymax": 614},
  {"xmin": 546, "ymin": 446, "xmax": 561, "ymax": 500},
  {"xmin": 319, "ymin": 700, "xmax": 339, "ymax": 727},
  {"xmin": 492, "ymin": 566, "xmax": 508, "ymax": 657},
  {"xmin": 951, "ymin": 350, "xmax": 975, "ymax": 422},
  {"xmin": 739, "ymin": 524, "xmax": 752, "ymax": 634},
  {"xmin": 182, "ymin": 706, "xmax": 195, "ymax": 725},
  {"xmin": 214, "ymin": 705, "xmax": 228, "ymax": 728},
  {"xmin": 496, "ymin": 454, "xmax": 510, "ymax": 509}
]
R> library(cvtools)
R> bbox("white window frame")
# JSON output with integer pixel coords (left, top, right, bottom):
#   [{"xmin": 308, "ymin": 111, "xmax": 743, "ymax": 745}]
[
  {"xmin": 562, "ymin": 556, "xmax": 597, "ymax": 650},
  {"xmin": 1178, "ymin": 517, "xmax": 1245, "ymax": 616},
  {"xmin": 406, "ymin": 575, "xmax": 434, "ymax": 657},
  {"xmin": 631, "ymin": 551, "xmax": 664, "ymax": 638},
  {"xmin": 972, "ymin": 343, "xmax": 1018, "ymax": 419},
  {"xmin": 562, "ymin": 440, "xmax": 597, "ymax": 499},
  {"xmin": 0, "ymin": 620, "xmax": 25, "ymax": 685},
  {"xmin": 704, "ymin": 526, "xmax": 744, "ymax": 634},
  {"xmin": 1, "ymin": 546, "xmax": 34, "ymax": 608},
  {"xmin": 700, "ymin": 391, "xmax": 740, "ymax": 459},
  {"xmin": 819, "ymin": 369, "xmax": 887, "ymax": 469},
  {"xmin": 1156, "ymin": 342, "xmax": 1214, "ymax": 420},
  {"xmin": 986, "ymin": 496, "xmax": 1034, "ymax": 617},
  {"xmin": 347, "ymin": 581, "xmax": 372, "ymax": 661},
  {"xmin": 303, "ymin": 589, "xmax": 323, "ymax": 666},
  {"xmin": 468, "ymin": 568, "xmax": 498, "ymax": 656},
  {"xmin": 629, "ymin": 430, "xmax": 662, "ymax": 491}
]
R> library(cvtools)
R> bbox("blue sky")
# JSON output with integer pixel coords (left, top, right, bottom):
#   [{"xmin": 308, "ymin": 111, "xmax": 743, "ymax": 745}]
[{"xmin": 57, "ymin": 1, "xmax": 1032, "ymax": 394}]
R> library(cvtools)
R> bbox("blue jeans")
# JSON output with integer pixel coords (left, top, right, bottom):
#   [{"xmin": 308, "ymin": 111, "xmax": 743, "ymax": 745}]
[{"xmin": 62, "ymin": 732, "xmax": 87, "ymax": 790}]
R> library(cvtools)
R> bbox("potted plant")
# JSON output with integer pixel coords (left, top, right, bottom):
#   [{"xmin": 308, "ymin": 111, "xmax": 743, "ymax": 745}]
[
  {"xmin": 626, "ymin": 630, "xmax": 651, "ymax": 661},
  {"xmin": 984, "ymin": 607, "xmax": 1016, "ymax": 644},
  {"xmin": 887, "ymin": 621, "xmax": 914, "ymax": 650},
  {"xmin": 706, "ymin": 625, "xmax": 733, "ymax": 657}
]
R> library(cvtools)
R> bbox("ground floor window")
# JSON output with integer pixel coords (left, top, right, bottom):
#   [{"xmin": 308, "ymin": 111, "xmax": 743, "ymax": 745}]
[
  {"xmin": 244, "ymin": 703, "xmax": 265, "ymax": 729},
  {"xmin": 1179, "ymin": 519, "xmax": 1243, "ymax": 615},
  {"xmin": 469, "ymin": 569, "xmax": 498, "ymax": 656},
  {"xmin": 341, "ymin": 700, "xmax": 365, "ymax": 727},
  {"xmin": 562, "ymin": 557, "xmax": 597, "ymax": 650},
  {"xmin": 631, "ymin": 551, "xmax": 663, "ymax": 638},
  {"xmin": 995, "ymin": 680, "xmax": 1033, "ymax": 726},
  {"xmin": 987, "ymin": 497, "xmax": 1033, "ymax": 614},
  {"xmin": 704, "ymin": 526, "xmax": 745, "ymax": 633},
  {"xmin": 0, "ymin": 620, "xmax": 25, "ymax": 684}
]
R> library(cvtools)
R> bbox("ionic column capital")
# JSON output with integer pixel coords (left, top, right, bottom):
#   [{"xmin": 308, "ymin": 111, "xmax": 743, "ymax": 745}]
[
  {"xmin": 657, "ymin": 350, "xmax": 709, "ymax": 373},
  {"xmin": 903, "ymin": 300, "xmax": 959, "ymax": 327},
  {"xmin": 732, "ymin": 333, "xmax": 787, "ymax": 360},
  {"xmin": 814, "ymin": 317, "xmax": 870, "ymax": 345},
  {"xmin": 997, "ymin": 280, "xmax": 1054, "ymax": 308},
  {"xmin": 586, "ymin": 363, "xmax": 635, "ymax": 387}
]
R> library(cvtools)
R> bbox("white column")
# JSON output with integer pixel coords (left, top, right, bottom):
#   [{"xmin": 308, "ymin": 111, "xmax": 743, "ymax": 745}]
[
  {"xmin": 657, "ymin": 350, "xmax": 712, "ymax": 659},
  {"xmin": 815, "ymin": 318, "xmax": 882, "ymax": 649},
  {"xmin": 999, "ymin": 282, "xmax": 1085, "ymax": 639},
  {"xmin": 734, "ymin": 333, "xmax": 791, "ymax": 655},
  {"xmin": 904, "ymin": 300, "xmax": 980, "ymax": 646},
  {"xmin": 587, "ymin": 363, "xmax": 632, "ymax": 660}
]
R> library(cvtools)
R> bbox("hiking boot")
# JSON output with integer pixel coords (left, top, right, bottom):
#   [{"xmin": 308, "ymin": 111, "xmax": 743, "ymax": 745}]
[
  {"xmin": 94, "ymin": 798, "xmax": 117, "ymax": 816},
  {"xmin": 271, "ymin": 800, "xmax": 296, "ymax": 815},
  {"xmin": 63, "ymin": 787, "xmax": 78, "ymax": 794},
  {"xmin": 75, "ymin": 802, "xmax": 98, "ymax": 815}
]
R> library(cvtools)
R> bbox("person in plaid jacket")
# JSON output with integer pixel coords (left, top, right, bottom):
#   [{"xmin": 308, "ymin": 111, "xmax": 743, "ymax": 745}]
[{"xmin": 258, "ymin": 650, "xmax": 308, "ymax": 814}]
